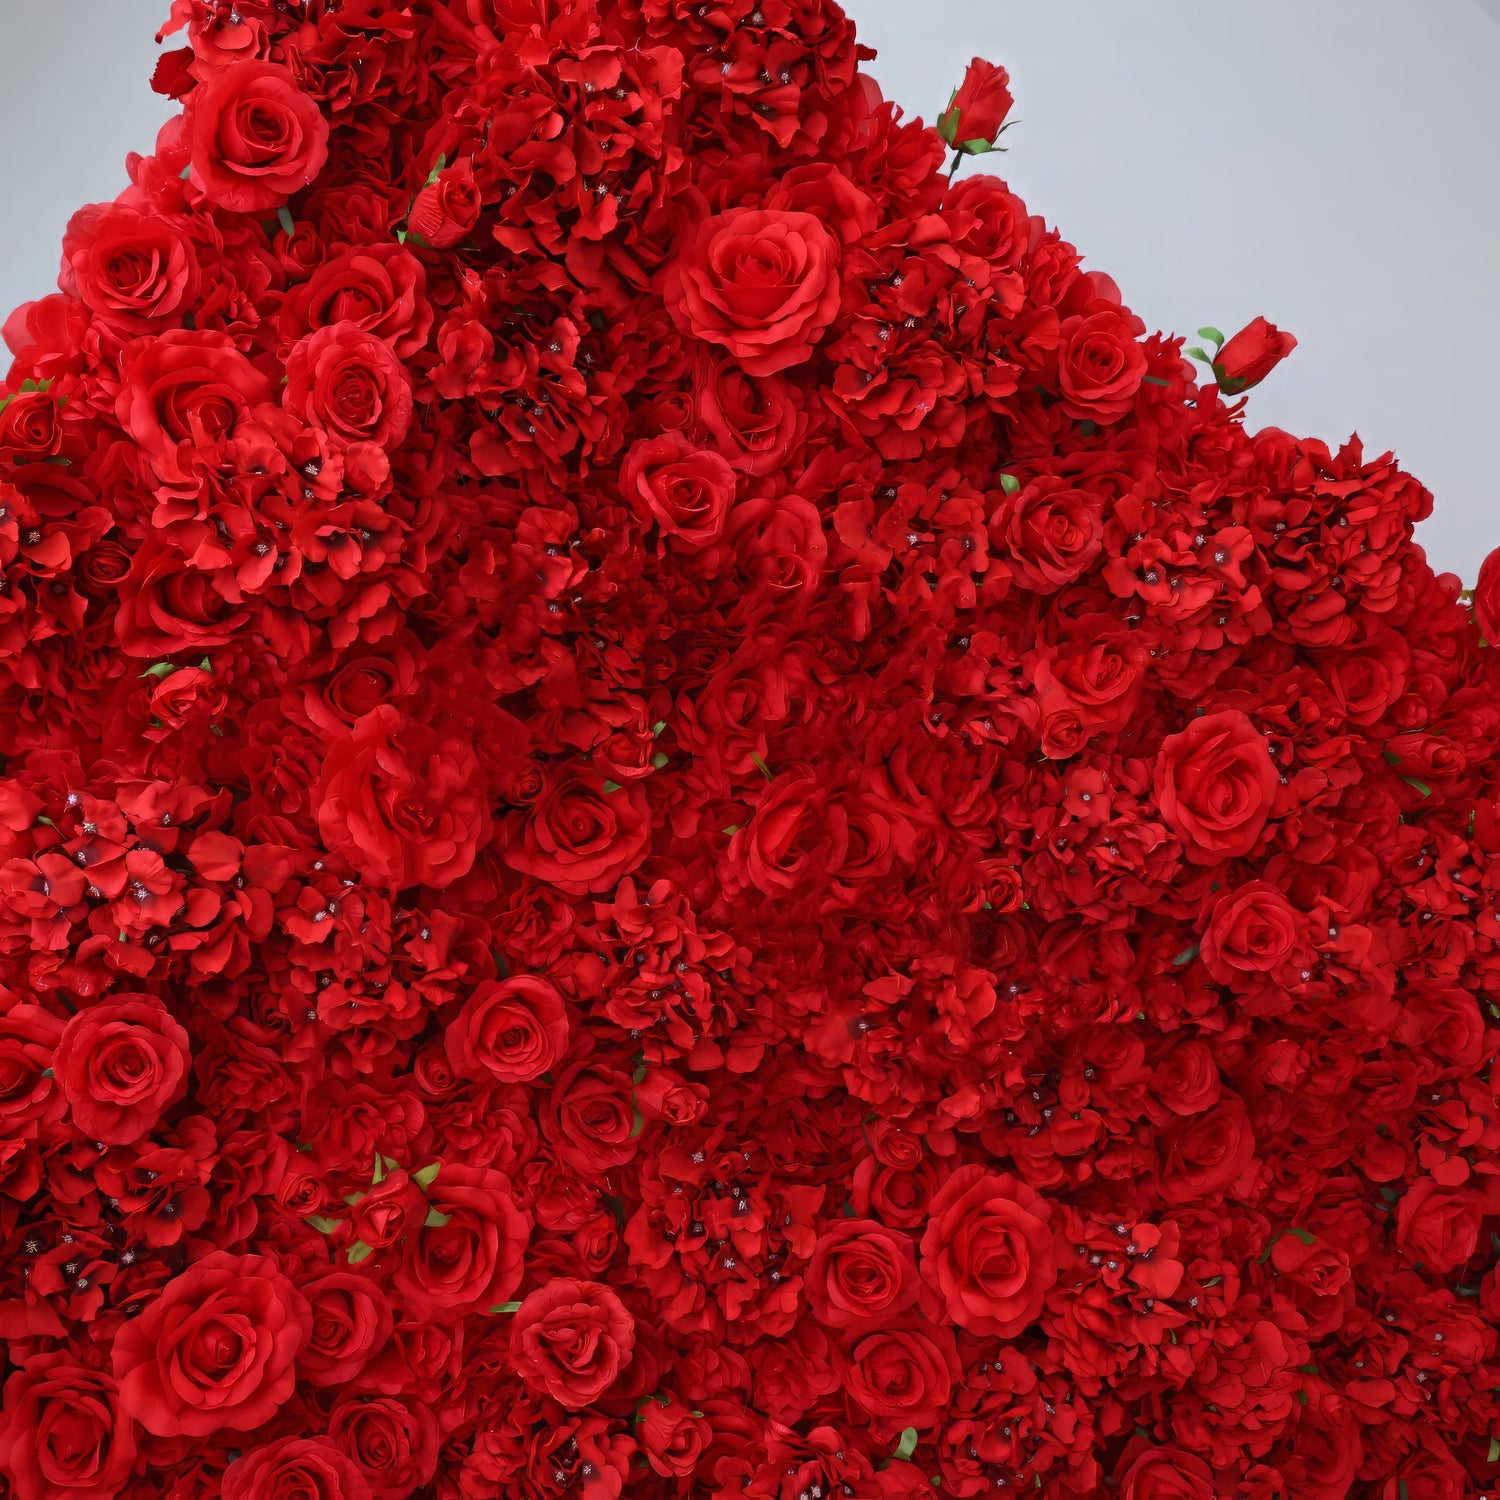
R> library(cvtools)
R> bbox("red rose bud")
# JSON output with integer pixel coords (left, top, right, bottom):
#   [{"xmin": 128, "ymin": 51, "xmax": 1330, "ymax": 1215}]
[
  {"xmin": 407, "ymin": 158, "xmax": 481, "ymax": 249},
  {"xmin": 1213, "ymin": 316, "xmax": 1297, "ymax": 392},
  {"xmin": 939, "ymin": 59, "xmax": 1014, "ymax": 152}
]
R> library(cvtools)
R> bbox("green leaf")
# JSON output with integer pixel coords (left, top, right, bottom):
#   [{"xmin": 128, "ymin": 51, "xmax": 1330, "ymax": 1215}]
[
  {"xmin": 723, "ymin": 824, "xmax": 740, "ymax": 835},
  {"xmin": 1400, "ymin": 776, "xmax": 1432, "ymax": 797},
  {"xmin": 1197, "ymin": 326, "xmax": 1225, "ymax": 347},
  {"xmin": 630, "ymin": 1106, "xmax": 645, "ymax": 1139},
  {"xmin": 1201, "ymin": 1275, "xmax": 1222, "ymax": 1286},
  {"xmin": 34, "ymin": 815, "xmax": 55, "ymax": 828},
  {"xmin": 305, "ymin": 1213, "xmax": 342, "ymax": 1234},
  {"xmin": 1141, "ymin": 375, "xmax": 1169, "ymax": 387},
  {"xmin": 140, "ymin": 662, "xmax": 178, "ymax": 680},
  {"xmin": 602, "ymin": 779, "xmax": 622, "ymax": 794},
  {"xmin": 1286, "ymin": 1227, "xmax": 1316, "ymax": 1245},
  {"xmin": 342, "ymin": 1192, "xmax": 364, "ymax": 1206},
  {"xmin": 632, "ymin": 1062, "xmax": 648, "ymax": 1084},
  {"xmin": 1296, "ymin": 1388, "xmax": 1308, "ymax": 1406},
  {"xmin": 958, "ymin": 138, "xmax": 994, "ymax": 154},
  {"xmin": 180, "ymin": 162, "xmax": 192, "ymax": 180},
  {"xmin": 347, "ymin": 1240, "xmax": 374, "ymax": 1264},
  {"xmin": 652, "ymin": 751, "xmax": 669, "ymax": 770},
  {"xmin": 276, "ymin": 206, "xmax": 296, "ymax": 238},
  {"xmin": 424, "ymin": 1207, "xmax": 452, "ymax": 1228},
  {"xmin": 1297, "ymin": 1362, "xmax": 1319, "ymax": 1374},
  {"xmin": 998, "ymin": 473, "xmax": 1021, "ymax": 495},
  {"xmin": 651, "ymin": 720, "xmax": 667, "ymax": 736},
  {"xmin": 488, "ymin": 1300, "xmax": 523, "ymax": 1314},
  {"xmin": 893, "ymin": 1428, "xmax": 919, "ymax": 1461},
  {"xmin": 406, "ymin": 230, "xmax": 430, "ymax": 248},
  {"xmin": 751, "ymin": 753, "xmax": 773, "ymax": 782},
  {"xmin": 1488, "ymin": 1436, "xmax": 1500, "ymax": 1463},
  {"xmin": 197, "ymin": 657, "xmax": 212, "ymax": 672},
  {"xmin": 1171, "ymin": 944, "xmax": 1199, "ymax": 968},
  {"xmin": 41, "ymin": 1067, "xmax": 54, "ymax": 1078},
  {"xmin": 1185, "ymin": 346, "xmax": 1212, "ymax": 364},
  {"xmin": 424, "ymin": 153, "xmax": 448, "ymax": 187},
  {"xmin": 372, "ymin": 1153, "xmax": 388, "ymax": 1185},
  {"xmin": 412, "ymin": 1161, "xmax": 441, "ymax": 1191},
  {"xmin": 395, "ymin": 228, "xmax": 408, "ymax": 244}
]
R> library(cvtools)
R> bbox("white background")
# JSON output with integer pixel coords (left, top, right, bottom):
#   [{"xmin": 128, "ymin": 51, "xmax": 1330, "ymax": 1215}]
[{"xmin": 2, "ymin": 0, "xmax": 1497, "ymax": 580}]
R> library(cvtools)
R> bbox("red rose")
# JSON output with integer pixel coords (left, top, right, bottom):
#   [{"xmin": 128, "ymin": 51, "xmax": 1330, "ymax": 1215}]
[
  {"xmin": 504, "ymin": 766, "xmax": 651, "ymax": 895},
  {"xmin": 666, "ymin": 208, "xmax": 842, "ymax": 377},
  {"xmin": 1213, "ymin": 315, "xmax": 1297, "ymax": 393},
  {"xmin": 918, "ymin": 1164, "xmax": 1057, "ymax": 1337},
  {"xmin": 1154, "ymin": 710, "xmax": 1278, "ymax": 864},
  {"xmin": 113, "ymin": 544, "xmax": 251, "ymax": 657},
  {"xmin": 1056, "ymin": 310, "xmax": 1147, "ymax": 422},
  {"xmin": 638, "ymin": 1400, "xmax": 708, "ymax": 1478},
  {"xmin": 510, "ymin": 1278, "xmax": 636, "ymax": 1408},
  {"xmin": 1116, "ymin": 1440, "xmax": 1217, "ymax": 1499},
  {"xmin": 186, "ymin": 60, "xmax": 330, "ymax": 212},
  {"xmin": 54, "ymin": 994, "xmax": 190, "ymax": 1146},
  {"xmin": 620, "ymin": 433, "xmax": 737, "ymax": 551},
  {"xmin": 392, "ymin": 1164, "xmax": 531, "ymax": 1314},
  {"xmin": 445, "ymin": 974, "xmax": 570, "ymax": 1083},
  {"xmin": 223, "ymin": 1437, "xmax": 372, "ymax": 1500},
  {"xmin": 62, "ymin": 203, "xmax": 199, "ymax": 335},
  {"xmin": 407, "ymin": 158, "xmax": 482, "ymax": 249},
  {"xmin": 806, "ymin": 1219, "xmax": 920, "ymax": 1328},
  {"xmin": 545, "ymin": 1061, "xmax": 640, "ymax": 1173},
  {"xmin": 941, "ymin": 58, "xmax": 1014, "ymax": 149},
  {"xmin": 314, "ymin": 705, "xmax": 492, "ymax": 890},
  {"xmin": 284, "ymin": 322, "xmax": 414, "ymax": 450},
  {"xmin": 1474, "ymin": 546, "xmax": 1500, "ymax": 643},
  {"xmin": 0, "ymin": 1003, "xmax": 65, "ymax": 1131},
  {"xmin": 993, "ymin": 477, "xmax": 1103, "ymax": 592},
  {"xmin": 328, "ymin": 1396, "xmax": 440, "ymax": 1500},
  {"xmin": 0, "ymin": 391, "xmax": 63, "ymax": 457},
  {"xmin": 1395, "ymin": 1178, "xmax": 1483, "ymax": 1273},
  {"xmin": 279, "ymin": 243, "xmax": 432, "ymax": 358},
  {"xmin": 842, "ymin": 1325, "xmax": 957, "ymax": 1433},
  {"xmin": 694, "ymin": 355, "xmax": 802, "ymax": 473},
  {"xmin": 1157, "ymin": 1098, "xmax": 1256, "ymax": 1204},
  {"xmin": 115, "ymin": 329, "xmax": 273, "ymax": 491},
  {"xmin": 0, "ymin": 1355, "xmax": 137, "ymax": 1500},
  {"xmin": 298, "ymin": 1272, "xmax": 393, "ymax": 1388},
  {"xmin": 1198, "ymin": 882, "xmax": 1298, "ymax": 983},
  {"xmin": 112, "ymin": 1251, "xmax": 310, "ymax": 1437}
]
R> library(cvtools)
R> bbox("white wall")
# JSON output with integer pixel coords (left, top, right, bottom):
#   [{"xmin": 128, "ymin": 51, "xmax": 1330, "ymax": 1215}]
[{"xmin": 2, "ymin": 0, "xmax": 1497, "ymax": 581}]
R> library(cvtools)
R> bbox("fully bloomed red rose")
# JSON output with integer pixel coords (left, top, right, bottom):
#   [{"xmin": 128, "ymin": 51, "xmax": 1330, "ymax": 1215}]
[
  {"xmin": 328, "ymin": 1396, "xmax": 440, "ymax": 1499},
  {"xmin": 1198, "ymin": 881, "xmax": 1298, "ymax": 983},
  {"xmin": 619, "ymin": 432, "xmax": 737, "ymax": 552},
  {"xmin": 298, "ymin": 1273, "xmax": 393, "ymax": 1388},
  {"xmin": 279, "ymin": 244, "xmax": 432, "ymax": 358},
  {"xmin": 666, "ymin": 208, "xmax": 842, "ymax": 377},
  {"xmin": 0, "ymin": 1003, "xmax": 65, "ymax": 1131},
  {"xmin": 510, "ymin": 1278, "xmax": 636, "ymax": 1408},
  {"xmin": 993, "ymin": 476, "xmax": 1103, "ymax": 592},
  {"xmin": 918, "ymin": 1165, "xmax": 1057, "ymax": 1337},
  {"xmin": 842, "ymin": 1325, "xmax": 957, "ymax": 1433},
  {"xmin": 1056, "ymin": 309, "xmax": 1147, "ymax": 422},
  {"xmin": 1154, "ymin": 709, "xmax": 1278, "ymax": 863},
  {"xmin": 1157, "ymin": 1098, "xmax": 1256, "ymax": 1204},
  {"xmin": 1115, "ymin": 1440, "xmax": 1218, "ymax": 1499},
  {"xmin": 806, "ymin": 1219, "xmax": 920, "ymax": 1328},
  {"xmin": 314, "ymin": 705, "xmax": 492, "ymax": 890},
  {"xmin": 445, "ymin": 974, "xmax": 570, "ymax": 1083},
  {"xmin": 112, "ymin": 1251, "xmax": 310, "ymax": 1436},
  {"xmin": 54, "ymin": 993, "xmax": 191, "ymax": 1145},
  {"xmin": 186, "ymin": 60, "xmax": 330, "ymax": 212},
  {"xmin": 114, "ymin": 329, "xmax": 273, "ymax": 491},
  {"xmin": 284, "ymin": 322, "xmax": 414, "ymax": 451},
  {"xmin": 504, "ymin": 767, "xmax": 650, "ymax": 895},
  {"xmin": 61, "ymin": 203, "xmax": 199, "ymax": 335},
  {"xmin": 392, "ymin": 1164, "xmax": 531, "ymax": 1314},
  {"xmin": 1214, "ymin": 315, "xmax": 1297, "ymax": 392},
  {"xmin": 1395, "ymin": 1178, "xmax": 1484, "ymax": 1272},
  {"xmin": 0, "ymin": 1355, "xmax": 137, "ymax": 1500},
  {"xmin": 223, "ymin": 1437, "xmax": 372, "ymax": 1500}
]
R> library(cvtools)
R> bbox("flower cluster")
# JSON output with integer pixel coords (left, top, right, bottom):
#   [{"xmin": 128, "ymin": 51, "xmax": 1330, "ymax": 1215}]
[{"xmin": 0, "ymin": 2, "xmax": 1497, "ymax": 1497}]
